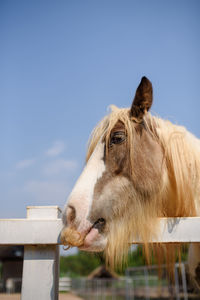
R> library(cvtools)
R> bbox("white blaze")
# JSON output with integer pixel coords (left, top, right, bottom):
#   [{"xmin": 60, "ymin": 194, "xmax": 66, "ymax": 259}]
[{"xmin": 66, "ymin": 141, "xmax": 105, "ymax": 233}]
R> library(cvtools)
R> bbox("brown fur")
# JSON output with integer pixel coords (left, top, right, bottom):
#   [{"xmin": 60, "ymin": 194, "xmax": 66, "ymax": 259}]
[
  {"xmin": 130, "ymin": 76, "xmax": 153, "ymax": 121},
  {"xmin": 86, "ymin": 105, "xmax": 199, "ymax": 269},
  {"xmin": 62, "ymin": 77, "xmax": 200, "ymax": 272}
]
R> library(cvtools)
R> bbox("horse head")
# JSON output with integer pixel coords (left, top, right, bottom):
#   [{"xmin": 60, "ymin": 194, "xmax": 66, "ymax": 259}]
[
  {"xmin": 61, "ymin": 77, "xmax": 167, "ymax": 266},
  {"xmin": 61, "ymin": 76, "xmax": 197, "ymax": 268}
]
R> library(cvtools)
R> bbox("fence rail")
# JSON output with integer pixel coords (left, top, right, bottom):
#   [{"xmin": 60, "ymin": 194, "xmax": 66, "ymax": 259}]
[
  {"xmin": 1, "ymin": 215, "xmax": 200, "ymax": 246},
  {"xmin": 0, "ymin": 206, "xmax": 200, "ymax": 299},
  {"xmin": 0, "ymin": 219, "xmax": 62, "ymax": 245}
]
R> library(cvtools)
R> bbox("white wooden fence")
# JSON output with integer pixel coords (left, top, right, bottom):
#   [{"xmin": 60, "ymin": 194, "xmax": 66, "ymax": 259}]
[{"xmin": 0, "ymin": 205, "xmax": 200, "ymax": 299}]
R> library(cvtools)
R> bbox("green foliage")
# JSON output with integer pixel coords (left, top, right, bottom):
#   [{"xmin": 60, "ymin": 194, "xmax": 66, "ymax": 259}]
[
  {"xmin": 60, "ymin": 245, "xmax": 189, "ymax": 278},
  {"xmin": 115, "ymin": 246, "xmax": 146, "ymax": 274},
  {"xmin": 60, "ymin": 251, "xmax": 102, "ymax": 277},
  {"xmin": 126, "ymin": 244, "xmax": 188, "ymax": 270},
  {"xmin": 59, "ymin": 247, "xmax": 146, "ymax": 277},
  {"xmin": 127, "ymin": 246, "xmax": 146, "ymax": 267}
]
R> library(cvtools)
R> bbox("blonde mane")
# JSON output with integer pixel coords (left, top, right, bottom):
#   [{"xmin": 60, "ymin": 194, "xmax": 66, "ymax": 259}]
[{"xmin": 86, "ymin": 106, "xmax": 200, "ymax": 269}]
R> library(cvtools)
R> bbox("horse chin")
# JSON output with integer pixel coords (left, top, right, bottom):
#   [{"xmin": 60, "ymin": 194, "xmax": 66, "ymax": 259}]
[{"xmin": 79, "ymin": 228, "xmax": 107, "ymax": 252}]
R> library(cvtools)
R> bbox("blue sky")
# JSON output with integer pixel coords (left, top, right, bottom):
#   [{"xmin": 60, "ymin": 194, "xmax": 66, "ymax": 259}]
[{"xmin": 0, "ymin": 0, "xmax": 200, "ymax": 219}]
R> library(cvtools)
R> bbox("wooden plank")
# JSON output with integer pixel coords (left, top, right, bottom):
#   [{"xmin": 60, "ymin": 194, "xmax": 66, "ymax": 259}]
[
  {"xmin": 21, "ymin": 206, "xmax": 60, "ymax": 300},
  {"xmin": 21, "ymin": 245, "xmax": 59, "ymax": 300},
  {"xmin": 0, "ymin": 219, "xmax": 62, "ymax": 245},
  {"xmin": 155, "ymin": 217, "xmax": 200, "ymax": 243},
  {"xmin": 26, "ymin": 206, "xmax": 62, "ymax": 219},
  {"xmin": 132, "ymin": 217, "xmax": 200, "ymax": 243},
  {"xmin": 0, "ymin": 217, "xmax": 200, "ymax": 245}
]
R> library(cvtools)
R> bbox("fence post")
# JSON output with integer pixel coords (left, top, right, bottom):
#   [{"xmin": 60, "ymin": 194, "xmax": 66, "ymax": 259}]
[{"xmin": 21, "ymin": 206, "xmax": 61, "ymax": 300}]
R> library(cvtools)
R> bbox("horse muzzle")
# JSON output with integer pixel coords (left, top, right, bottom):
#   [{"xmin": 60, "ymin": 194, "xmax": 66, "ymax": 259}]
[
  {"xmin": 60, "ymin": 227, "xmax": 85, "ymax": 248},
  {"xmin": 60, "ymin": 218, "xmax": 107, "ymax": 250}
]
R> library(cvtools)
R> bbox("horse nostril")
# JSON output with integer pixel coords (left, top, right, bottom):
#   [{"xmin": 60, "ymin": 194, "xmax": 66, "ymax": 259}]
[
  {"xmin": 67, "ymin": 205, "xmax": 76, "ymax": 224},
  {"xmin": 98, "ymin": 218, "xmax": 106, "ymax": 224},
  {"xmin": 93, "ymin": 218, "xmax": 106, "ymax": 231}
]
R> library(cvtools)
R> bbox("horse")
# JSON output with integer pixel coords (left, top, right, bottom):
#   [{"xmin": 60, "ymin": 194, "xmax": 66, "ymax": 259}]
[{"xmin": 61, "ymin": 77, "xmax": 200, "ymax": 290}]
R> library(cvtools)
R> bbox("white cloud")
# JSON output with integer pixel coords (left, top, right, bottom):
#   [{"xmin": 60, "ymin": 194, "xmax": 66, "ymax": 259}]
[
  {"xmin": 16, "ymin": 159, "xmax": 35, "ymax": 170},
  {"xmin": 43, "ymin": 159, "xmax": 77, "ymax": 176},
  {"xmin": 45, "ymin": 141, "xmax": 65, "ymax": 157}
]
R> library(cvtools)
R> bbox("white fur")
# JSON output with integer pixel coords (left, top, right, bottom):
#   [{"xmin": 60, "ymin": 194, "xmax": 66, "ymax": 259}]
[{"xmin": 66, "ymin": 141, "xmax": 105, "ymax": 233}]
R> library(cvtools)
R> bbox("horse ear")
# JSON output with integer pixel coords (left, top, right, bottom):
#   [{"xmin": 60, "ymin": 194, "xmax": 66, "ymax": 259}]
[{"xmin": 130, "ymin": 76, "xmax": 153, "ymax": 121}]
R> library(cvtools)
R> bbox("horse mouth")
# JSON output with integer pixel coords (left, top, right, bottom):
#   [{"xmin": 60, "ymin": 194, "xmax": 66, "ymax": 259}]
[
  {"xmin": 61, "ymin": 218, "xmax": 106, "ymax": 249},
  {"xmin": 80, "ymin": 218, "xmax": 106, "ymax": 251}
]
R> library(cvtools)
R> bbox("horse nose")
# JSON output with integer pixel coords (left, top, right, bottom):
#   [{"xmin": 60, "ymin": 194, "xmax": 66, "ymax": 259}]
[{"xmin": 66, "ymin": 205, "xmax": 76, "ymax": 225}]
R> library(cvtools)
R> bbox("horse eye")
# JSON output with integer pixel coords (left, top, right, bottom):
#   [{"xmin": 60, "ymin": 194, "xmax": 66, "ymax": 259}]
[{"xmin": 109, "ymin": 131, "xmax": 126, "ymax": 146}]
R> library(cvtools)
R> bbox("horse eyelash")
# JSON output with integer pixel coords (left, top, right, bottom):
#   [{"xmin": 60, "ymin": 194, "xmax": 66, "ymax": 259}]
[{"xmin": 109, "ymin": 131, "xmax": 127, "ymax": 146}]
